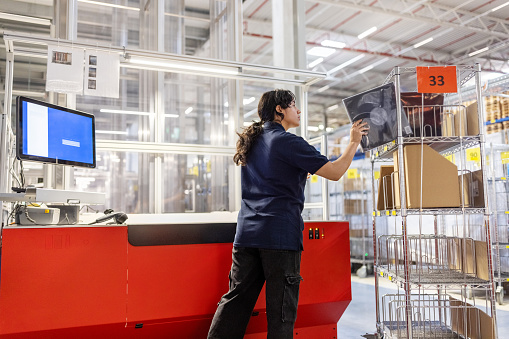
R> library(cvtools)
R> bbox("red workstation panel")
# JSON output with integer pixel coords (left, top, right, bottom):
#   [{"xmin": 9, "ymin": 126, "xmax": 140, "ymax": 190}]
[{"xmin": 0, "ymin": 221, "xmax": 351, "ymax": 338}]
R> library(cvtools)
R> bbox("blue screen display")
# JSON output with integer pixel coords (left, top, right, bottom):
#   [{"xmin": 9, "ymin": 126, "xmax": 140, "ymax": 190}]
[{"xmin": 20, "ymin": 99, "xmax": 95, "ymax": 167}]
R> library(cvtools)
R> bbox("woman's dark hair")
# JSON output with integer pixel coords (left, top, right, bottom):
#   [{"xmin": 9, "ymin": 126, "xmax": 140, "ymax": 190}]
[{"xmin": 233, "ymin": 89, "xmax": 295, "ymax": 166}]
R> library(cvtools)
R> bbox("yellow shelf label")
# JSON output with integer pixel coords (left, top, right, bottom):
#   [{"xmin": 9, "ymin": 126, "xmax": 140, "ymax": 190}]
[
  {"xmin": 506, "ymin": 245, "xmax": 509, "ymax": 249},
  {"xmin": 466, "ymin": 148, "xmax": 481, "ymax": 162},
  {"xmin": 386, "ymin": 211, "xmax": 390, "ymax": 216},
  {"xmin": 505, "ymin": 211, "xmax": 509, "ymax": 214},
  {"xmin": 377, "ymin": 211, "xmax": 381, "ymax": 216},
  {"xmin": 501, "ymin": 177, "xmax": 507, "ymax": 181},
  {"xmin": 374, "ymin": 171, "xmax": 380, "ymax": 180},
  {"xmin": 392, "ymin": 210, "xmax": 397, "ymax": 216},
  {"xmin": 491, "ymin": 119, "xmax": 496, "ymax": 124},
  {"xmin": 389, "ymin": 276, "xmax": 392, "ymax": 281},
  {"xmin": 372, "ymin": 211, "xmax": 376, "ymax": 216},
  {"xmin": 501, "ymin": 151, "xmax": 509, "ymax": 160},
  {"xmin": 347, "ymin": 168, "xmax": 359, "ymax": 179}
]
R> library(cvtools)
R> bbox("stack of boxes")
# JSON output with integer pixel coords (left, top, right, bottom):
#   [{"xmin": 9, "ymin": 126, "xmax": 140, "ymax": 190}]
[{"xmin": 485, "ymin": 94, "xmax": 509, "ymax": 134}]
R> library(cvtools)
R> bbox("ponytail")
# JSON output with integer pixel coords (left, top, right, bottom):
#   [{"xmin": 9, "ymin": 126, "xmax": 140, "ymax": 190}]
[{"xmin": 233, "ymin": 121, "xmax": 264, "ymax": 166}]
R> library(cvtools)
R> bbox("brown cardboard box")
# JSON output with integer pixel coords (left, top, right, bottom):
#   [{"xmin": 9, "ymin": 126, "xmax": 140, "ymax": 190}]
[
  {"xmin": 442, "ymin": 111, "xmax": 455, "ymax": 136},
  {"xmin": 458, "ymin": 169, "xmax": 484, "ymax": 208},
  {"xmin": 454, "ymin": 109, "xmax": 468, "ymax": 136},
  {"xmin": 344, "ymin": 199, "xmax": 368, "ymax": 214},
  {"xmin": 475, "ymin": 240, "xmax": 489, "ymax": 281},
  {"xmin": 450, "ymin": 296, "xmax": 495, "ymax": 339},
  {"xmin": 377, "ymin": 165, "xmax": 395, "ymax": 210},
  {"xmin": 393, "ymin": 145, "xmax": 461, "ymax": 209},
  {"xmin": 467, "ymin": 102, "xmax": 480, "ymax": 136}
]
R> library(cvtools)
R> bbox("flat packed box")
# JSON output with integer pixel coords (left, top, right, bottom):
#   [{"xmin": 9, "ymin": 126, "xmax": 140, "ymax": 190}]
[
  {"xmin": 393, "ymin": 144, "xmax": 461, "ymax": 209},
  {"xmin": 458, "ymin": 169, "xmax": 484, "ymax": 208},
  {"xmin": 377, "ymin": 165, "xmax": 395, "ymax": 210}
]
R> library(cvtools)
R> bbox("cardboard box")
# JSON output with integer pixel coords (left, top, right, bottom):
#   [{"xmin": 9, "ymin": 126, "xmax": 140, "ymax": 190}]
[
  {"xmin": 454, "ymin": 108, "xmax": 468, "ymax": 136},
  {"xmin": 467, "ymin": 102, "xmax": 480, "ymax": 136},
  {"xmin": 442, "ymin": 111, "xmax": 455, "ymax": 136},
  {"xmin": 377, "ymin": 165, "xmax": 395, "ymax": 210},
  {"xmin": 450, "ymin": 296, "xmax": 495, "ymax": 339},
  {"xmin": 393, "ymin": 145, "xmax": 461, "ymax": 209},
  {"xmin": 344, "ymin": 199, "xmax": 368, "ymax": 214},
  {"xmin": 458, "ymin": 169, "xmax": 484, "ymax": 208}
]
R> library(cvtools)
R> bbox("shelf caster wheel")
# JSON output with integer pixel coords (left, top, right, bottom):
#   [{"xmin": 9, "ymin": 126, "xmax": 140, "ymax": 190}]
[
  {"xmin": 496, "ymin": 286, "xmax": 504, "ymax": 305},
  {"xmin": 356, "ymin": 265, "xmax": 368, "ymax": 278}
]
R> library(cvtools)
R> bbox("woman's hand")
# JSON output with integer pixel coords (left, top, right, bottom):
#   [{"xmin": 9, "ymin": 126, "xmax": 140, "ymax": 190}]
[{"xmin": 350, "ymin": 119, "xmax": 369, "ymax": 144}]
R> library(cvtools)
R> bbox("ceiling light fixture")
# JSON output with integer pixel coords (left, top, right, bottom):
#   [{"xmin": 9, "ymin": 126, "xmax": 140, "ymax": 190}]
[
  {"xmin": 164, "ymin": 114, "xmax": 179, "ymax": 118},
  {"xmin": 243, "ymin": 97, "xmax": 256, "ymax": 105},
  {"xmin": 126, "ymin": 56, "xmax": 239, "ymax": 76},
  {"xmin": 358, "ymin": 26, "xmax": 377, "ymax": 40},
  {"xmin": 413, "ymin": 37, "xmax": 433, "ymax": 48},
  {"xmin": 308, "ymin": 126, "xmax": 320, "ymax": 132},
  {"xmin": 307, "ymin": 47, "xmax": 336, "ymax": 58},
  {"xmin": 321, "ymin": 40, "xmax": 346, "ymax": 49},
  {"xmin": 317, "ymin": 85, "xmax": 330, "ymax": 93},
  {"xmin": 468, "ymin": 47, "xmax": 489, "ymax": 57},
  {"xmin": 359, "ymin": 65, "xmax": 374, "ymax": 74},
  {"xmin": 100, "ymin": 109, "xmax": 152, "ymax": 116},
  {"xmin": 78, "ymin": 0, "xmax": 140, "ymax": 11},
  {"xmin": 492, "ymin": 2, "xmax": 509, "ymax": 11},
  {"xmin": 329, "ymin": 54, "xmax": 366, "ymax": 74},
  {"xmin": 308, "ymin": 58, "xmax": 324, "ymax": 68},
  {"xmin": 96, "ymin": 130, "xmax": 128, "ymax": 135},
  {"xmin": 185, "ymin": 107, "xmax": 193, "ymax": 114},
  {"xmin": 0, "ymin": 12, "xmax": 51, "ymax": 26},
  {"xmin": 327, "ymin": 104, "xmax": 339, "ymax": 111}
]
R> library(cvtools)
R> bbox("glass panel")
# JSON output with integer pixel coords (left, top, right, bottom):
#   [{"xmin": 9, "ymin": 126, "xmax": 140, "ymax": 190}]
[
  {"xmin": 162, "ymin": 154, "xmax": 232, "ymax": 213},
  {"xmin": 74, "ymin": 151, "xmax": 154, "ymax": 214}
]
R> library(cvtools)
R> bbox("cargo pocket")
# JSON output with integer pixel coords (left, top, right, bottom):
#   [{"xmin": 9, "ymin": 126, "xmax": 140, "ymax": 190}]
[{"xmin": 281, "ymin": 275, "xmax": 303, "ymax": 323}]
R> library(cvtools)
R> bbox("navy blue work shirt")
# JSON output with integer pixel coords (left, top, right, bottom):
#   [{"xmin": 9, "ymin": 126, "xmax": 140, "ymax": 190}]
[{"xmin": 234, "ymin": 121, "xmax": 330, "ymax": 251}]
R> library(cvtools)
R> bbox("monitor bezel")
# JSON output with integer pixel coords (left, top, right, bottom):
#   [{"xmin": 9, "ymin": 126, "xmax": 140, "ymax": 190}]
[{"xmin": 16, "ymin": 96, "xmax": 96, "ymax": 168}]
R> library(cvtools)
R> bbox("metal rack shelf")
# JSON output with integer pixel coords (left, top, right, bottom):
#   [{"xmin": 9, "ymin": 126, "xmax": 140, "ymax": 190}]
[
  {"xmin": 370, "ymin": 64, "xmax": 497, "ymax": 339},
  {"xmin": 372, "ymin": 136, "xmax": 481, "ymax": 161}
]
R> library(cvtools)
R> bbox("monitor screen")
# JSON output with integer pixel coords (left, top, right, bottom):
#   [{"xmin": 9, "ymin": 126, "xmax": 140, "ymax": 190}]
[
  {"xmin": 16, "ymin": 96, "xmax": 96, "ymax": 168},
  {"xmin": 343, "ymin": 82, "xmax": 413, "ymax": 151}
]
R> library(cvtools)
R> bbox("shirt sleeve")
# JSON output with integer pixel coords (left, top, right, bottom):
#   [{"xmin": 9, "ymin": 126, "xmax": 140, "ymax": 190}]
[{"xmin": 286, "ymin": 134, "xmax": 330, "ymax": 174}]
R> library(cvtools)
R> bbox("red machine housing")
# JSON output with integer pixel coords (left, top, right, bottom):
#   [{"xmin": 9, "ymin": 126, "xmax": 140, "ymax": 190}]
[{"xmin": 0, "ymin": 221, "xmax": 351, "ymax": 338}]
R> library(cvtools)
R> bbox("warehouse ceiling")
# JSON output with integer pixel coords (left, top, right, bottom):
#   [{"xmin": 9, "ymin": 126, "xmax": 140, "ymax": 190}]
[{"xmin": 1, "ymin": 0, "xmax": 509, "ymax": 134}]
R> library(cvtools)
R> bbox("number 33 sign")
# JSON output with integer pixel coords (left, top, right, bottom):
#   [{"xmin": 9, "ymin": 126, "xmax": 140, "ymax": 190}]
[{"xmin": 416, "ymin": 66, "xmax": 458, "ymax": 93}]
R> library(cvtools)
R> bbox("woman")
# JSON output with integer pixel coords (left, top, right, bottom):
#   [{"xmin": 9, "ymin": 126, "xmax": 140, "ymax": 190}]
[{"xmin": 207, "ymin": 89, "xmax": 368, "ymax": 339}]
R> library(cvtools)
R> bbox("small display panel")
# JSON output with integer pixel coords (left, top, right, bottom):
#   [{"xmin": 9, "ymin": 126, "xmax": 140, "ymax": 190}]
[
  {"xmin": 16, "ymin": 96, "xmax": 96, "ymax": 168},
  {"xmin": 343, "ymin": 82, "xmax": 413, "ymax": 151}
]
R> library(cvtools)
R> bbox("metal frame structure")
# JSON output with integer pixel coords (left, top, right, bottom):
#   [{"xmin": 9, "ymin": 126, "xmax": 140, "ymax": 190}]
[
  {"xmin": 370, "ymin": 63, "xmax": 498, "ymax": 338},
  {"xmin": 0, "ymin": 29, "xmax": 328, "ymax": 228}
]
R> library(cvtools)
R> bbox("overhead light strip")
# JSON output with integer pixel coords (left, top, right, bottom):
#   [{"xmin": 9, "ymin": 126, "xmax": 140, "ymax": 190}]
[
  {"xmin": 127, "ymin": 56, "xmax": 239, "ymax": 75},
  {"xmin": 77, "ymin": 0, "xmax": 140, "ymax": 11},
  {"xmin": 468, "ymin": 47, "xmax": 489, "ymax": 57},
  {"xmin": 329, "ymin": 54, "xmax": 366, "ymax": 75},
  {"xmin": 358, "ymin": 26, "xmax": 377, "ymax": 40},
  {"xmin": 413, "ymin": 37, "xmax": 433, "ymax": 48},
  {"xmin": 0, "ymin": 12, "xmax": 51, "ymax": 26},
  {"xmin": 492, "ymin": 2, "xmax": 509, "ymax": 12}
]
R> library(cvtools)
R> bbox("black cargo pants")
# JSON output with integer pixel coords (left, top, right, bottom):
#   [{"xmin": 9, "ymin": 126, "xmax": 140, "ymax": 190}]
[{"xmin": 207, "ymin": 247, "xmax": 302, "ymax": 339}]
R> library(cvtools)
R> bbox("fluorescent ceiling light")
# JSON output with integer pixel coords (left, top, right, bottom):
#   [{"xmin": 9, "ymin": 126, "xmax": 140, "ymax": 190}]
[
  {"xmin": 164, "ymin": 114, "xmax": 179, "ymax": 118},
  {"xmin": 326, "ymin": 127, "xmax": 334, "ymax": 132},
  {"xmin": 308, "ymin": 58, "xmax": 324, "ymax": 68},
  {"xmin": 358, "ymin": 26, "xmax": 377, "ymax": 40},
  {"xmin": 96, "ymin": 130, "xmax": 128, "ymax": 135},
  {"xmin": 185, "ymin": 107, "xmax": 193, "ymax": 114},
  {"xmin": 327, "ymin": 104, "xmax": 339, "ymax": 111},
  {"xmin": 359, "ymin": 65, "xmax": 374, "ymax": 74},
  {"xmin": 78, "ymin": 0, "xmax": 140, "ymax": 11},
  {"xmin": 127, "ymin": 56, "xmax": 239, "ymax": 75},
  {"xmin": 492, "ymin": 2, "xmax": 509, "ymax": 11},
  {"xmin": 329, "ymin": 54, "xmax": 365, "ymax": 74},
  {"xmin": 321, "ymin": 40, "xmax": 346, "ymax": 49},
  {"xmin": 307, "ymin": 47, "xmax": 336, "ymax": 58},
  {"xmin": 100, "ymin": 108, "xmax": 152, "ymax": 116},
  {"xmin": 317, "ymin": 85, "xmax": 330, "ymax": 93},
  {"xmin": 468, "ymin": 47, "xmax": 489, "ymax": 57},
  {"xmin": 224, "ymin": 102, "xmax": 229, "ymax": 107},
  {"xmin": 413, "ymin": 37, "xmax": 433, "ymax": 48},
  {"xmin": 308, "ymin": 126, "xmax": 320, "ymax": 132},
  {"xmin": 0, "ymin": 12, "xmax": 51, "ymax": 26},
  {"xmin": 243, "ymin": 97, "xmax": 256, "ymax": 105}
]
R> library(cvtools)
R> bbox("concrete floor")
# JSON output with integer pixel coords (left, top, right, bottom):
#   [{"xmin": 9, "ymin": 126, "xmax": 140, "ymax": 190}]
[{"xmin": 337, "ymin": 274, "xmax": 509, "ymax": 338}]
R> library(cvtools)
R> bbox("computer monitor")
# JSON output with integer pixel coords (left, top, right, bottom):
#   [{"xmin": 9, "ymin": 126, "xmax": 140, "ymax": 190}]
[
  {"xmin": 16, "ymin": 96, "xmax": 96, "ymax": 168},
  {"xmin": 343, "ymin": 82, "xmax": 413, "ymax": 151}
]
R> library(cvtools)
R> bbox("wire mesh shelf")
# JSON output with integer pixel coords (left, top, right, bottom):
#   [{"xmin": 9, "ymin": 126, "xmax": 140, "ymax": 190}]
[
  {"xmin": 377, "ymin": 235, "xmax": 490, "ymax": 287},
  {"xmin": 381, "ymin": 293, "xmax": 494, "ymax": 339}
]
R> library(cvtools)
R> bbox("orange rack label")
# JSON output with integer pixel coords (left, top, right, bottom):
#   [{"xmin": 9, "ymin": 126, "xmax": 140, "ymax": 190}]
[{"xmin": 416, "ymin": 66, "xmax": 458, "ymax": 93}]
